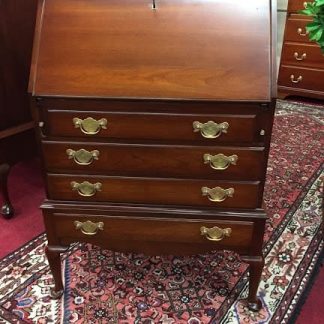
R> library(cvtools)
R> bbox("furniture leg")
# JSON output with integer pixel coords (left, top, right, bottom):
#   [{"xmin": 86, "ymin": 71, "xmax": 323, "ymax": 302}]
[
  {"xmin": 45, "ymin": 245, "xmax": 67, "ymax": 299},
  {"xmin": 241, "ymin": 255, "xmax": 264, "ymax": 312},
  {"xmin": 0, "ymin": 163, "xmax": 14, "ymax": 219}
]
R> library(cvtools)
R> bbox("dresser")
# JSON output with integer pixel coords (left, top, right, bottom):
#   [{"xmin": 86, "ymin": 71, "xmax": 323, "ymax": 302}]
[
  {"xmin": 29, "ymin": 0, "xmax": 276, "ymax": 311},
  {"xmin": 278, "ymin": 0, "xmax": 324, "ymax": 99},
  {"xmin": 0, "ymin": 0, "xmax": 38, "ymax": 218}
]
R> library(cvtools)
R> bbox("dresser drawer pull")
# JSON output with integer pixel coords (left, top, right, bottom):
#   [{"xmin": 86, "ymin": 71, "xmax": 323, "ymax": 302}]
[
  {"xmin": 297, "ymin": 28, "xmax": 308, "ymax": 37},
  {"xmin": 290, "ymin": 75, "xmax": 303, "ymax": 84},
  {"xmin": 66, "ymin": 148, "xmax": 100, "ymax": 165},
  {"xmin": 201, "ymin": 186, "xmax": 234, "ymax": 202},
  {"xmin": 74, "ymin": 220, "xmax": 104, "ymax": 236},
  {"xmin": 200, "ymin": 226, "xmax": 232, "ymax": 241},
  {"xmin": 71, "ymin": 181, "xmax": 102, "ymax": 197},
  {"xmin": 294, "ymin": 52, "xmax": 307, "ymax": 61},
  {"xmin": 203, "ymin": 153, "xmax": 238, "ymax": 170},
  {"xmin": 193, "ymin": 121, "xmax": 229, "ymax": 139},
  {"xmin": 73, "ymin": 117, "xmax": 107, "ymax": 135}
]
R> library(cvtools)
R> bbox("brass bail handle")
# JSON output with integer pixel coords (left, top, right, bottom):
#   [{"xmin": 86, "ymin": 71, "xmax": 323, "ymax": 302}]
[
  {"xmin": 66, "ymin": 148, "xmax": 100, "ymax": 165},
  {"xmin": 71, "ymin": 181, "xmax": 102, "ymax": 197},
  {"xmin": 203, "ymin": 153, "xmax": 238, "ymax": 170},
  {"xmin": 73, "ymin": 117, "xmax": 107, "ymax": 135},
  {"xmin": 200, "ymin": 226, "xmax": 232, "ymax": 241},
  {"xmin": 297, "ymin": 28, "xmax": 308, "ymax": 37},
  {"xmin": 193, "ymin": 121, "xmax": 229, "ymax": 139},
  {"xmin": 290, "ymin": 75, "xmax": 303, "ymax": 84},
  {"xmin": 293, "ymin": 52, "xmax": 306, "ymax": 61},
  {"xmin": 201, "ymin": 186, "xmax": 234, "ymax": 202},
  {"xmin": 74, "ymin": 220, "xmax": 104, "ymax": 236}
]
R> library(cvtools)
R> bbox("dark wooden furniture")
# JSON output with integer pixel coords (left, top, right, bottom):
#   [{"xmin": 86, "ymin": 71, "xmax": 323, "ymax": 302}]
[
  {"xmin": 278, "ymin": 0, "xmax": 324, "ymax": 100},
  {"xmin": 30, "ymin": 0, "xmax": 276, "ymax": 311},
  {"xmin": 0, "ymin": 0, "xmax": 38, "ymax": 218}
]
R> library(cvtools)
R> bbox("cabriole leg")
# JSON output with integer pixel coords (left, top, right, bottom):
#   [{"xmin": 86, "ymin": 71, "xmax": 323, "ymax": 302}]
[
  {"xmin": 242, "ymin": 255, "xmax": 264, "ymax": 311},
  {"xmin": 0, "ymin": 163, "xmax": 14, "ymax": 219},
  {"xmin": 45, "ymin": 245, "xmax": 67, "ymax": 299}
]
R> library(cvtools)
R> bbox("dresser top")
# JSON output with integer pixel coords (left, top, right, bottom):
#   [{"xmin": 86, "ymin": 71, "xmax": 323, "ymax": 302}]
[{"xmin": 29, "ymin": 0, "xmax": 275, "ymax": 101}]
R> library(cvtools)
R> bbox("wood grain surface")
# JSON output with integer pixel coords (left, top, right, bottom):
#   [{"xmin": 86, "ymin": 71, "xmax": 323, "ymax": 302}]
[
  {"xmin": 29, "ymin": 0, "xmax": 273, "ymax": 100},
  {"xmin": 46, "ymin": 173, "xmax": 262, "ymax": 208},
  {"xmin": 42, "ymin": 141, "xmax": 265, "ymax": 180},
  {"xmin": 280, "ymin": 42, "xmax": 324, "ymax": 69},
  {"xmin": 52, "ymin": 213, "xmax": 255, "ymax": 255}
]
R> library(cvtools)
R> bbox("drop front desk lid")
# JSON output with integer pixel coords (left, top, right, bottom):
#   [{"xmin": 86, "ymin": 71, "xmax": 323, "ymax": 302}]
[{"xmin": 29, "ymin": 0, "xmax": 275, "ymax": 101}]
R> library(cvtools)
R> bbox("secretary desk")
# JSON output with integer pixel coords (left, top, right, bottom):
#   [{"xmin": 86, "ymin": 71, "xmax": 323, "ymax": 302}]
[{"xmin": 29, "ymin": 0, "xmax": 277, "ymax": 311}]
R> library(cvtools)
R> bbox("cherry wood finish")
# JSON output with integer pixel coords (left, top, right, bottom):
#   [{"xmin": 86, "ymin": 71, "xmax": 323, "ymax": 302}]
[
  {"xmin": 0, "ymin": 0, "xmax": 38, "ymax": 218},
  {"xmin": 52, "ymin": 214, "xmax": 255, "ymax": 254},
  {"xmin": 279, "ymin": 66, "xmax": 324, "ymax": 91},
  {"xmin": 42, "ymin": 141, "xmax": 265, "ymax": 180},
  {"xmin": 287, "ymin": 0, "xmax": 313, "ymax": 12},
  {"xmin": 30, "ymin": 0, "xmax": 276, "ymax": 312},
  {"xmin": 284, "ymin": 15, "xmax": 312, "ymax": 43},
  {"xmin": 29, "ymin": 0, "xmax": 272, "ymax": 101},
  {"xmin": 278, "ymin": 4, "xmax": 324, "ymax": 100},
  {"xmin": 42, "ymin": 202, "xmax": 268, "ymax": 309},
  {"xmin": 46, "ymin": 110, "xmax": 260, "ymax": 144},
  {"xmin": 42, "ymin": 202, "xmax": 268, "ymax": 256},
  {"xmin": 280, "ymin": 43, "xmax": 324, "ymax": 69},
  {"xmin": 46, "ymin": 173, "xmax": 262, "ymax": 209}
]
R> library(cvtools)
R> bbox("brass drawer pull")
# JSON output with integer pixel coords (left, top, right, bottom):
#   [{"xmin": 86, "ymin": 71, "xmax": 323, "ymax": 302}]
[
  {"xmin": 290, "ymin": 75, "xmax": 303, "ymax": 84},
  {"xmin": 201, "ymin": 186, "xmax": 234, "ymax": 202},
  {"xmin": 71, "ymin": 181, "xmax": 102, "ymax": 197},
  {"xmin": 66, "ymin": 148, "xmax": 100, "ymax": 165},
  {"xmin": 193, "ymin": 121, "xmax": 229, "ymax": 139},
  {"xmin": 203, "ymin": 153, "xmax": 238, "ymax": 170},
  {"xmin": 200, "ymin": 226, "xmax": 232, "ymax": 241},
  {"xmin": 294, "ymin": 52, "xmax": 307, "ymax": 61},
  {"xmin": 74, "ymin": 220, "xmax": 104, "ymax": 236},
  {"xmin": 73, "ymin": 117, "xmax": 107, "ymax": 135},
  {"xmin": 297, "ymin": 28, "xmax": 308, "ymax": 37}
]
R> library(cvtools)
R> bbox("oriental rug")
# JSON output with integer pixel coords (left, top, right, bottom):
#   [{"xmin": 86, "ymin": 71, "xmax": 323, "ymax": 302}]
[{"xmin": 0, "ymin": 100, "xmax": 323, "ymax": 324}]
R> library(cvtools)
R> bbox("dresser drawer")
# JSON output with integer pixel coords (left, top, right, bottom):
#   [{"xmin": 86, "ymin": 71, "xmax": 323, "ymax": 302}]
[
  {"xmin": 278, "ymin": 65, "xmax": 324, "ymax": 92},
  {"xmin": 46, "ymin": 174, "xmax": 261, "ymax": 208},
  {"xmin": 51, "ymin": 213, "xmax": 255, "ymax": 254},
  {"xmin": 285, "ymin": 15, "xmax": 313, "ymax": 43},
  {"xmin": 281, "ymin": 42, "xmax": 324, "ymax": 69},
  {"xmin": 288, "ymin": 0, "xmax": 312, "ymax": 12},
  {"xmin": 42, "ymin": 141, "xmax": 265, "ymax": 180},
  {"xmin": 45, "ymin": 110, "xmax": 259, "ymax": 143}
]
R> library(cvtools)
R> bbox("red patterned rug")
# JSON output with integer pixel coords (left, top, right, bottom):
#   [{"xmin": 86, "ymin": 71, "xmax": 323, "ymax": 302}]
[{"xmin": 0, "ymin": 100, "xmax": 323, "ymax": 324}]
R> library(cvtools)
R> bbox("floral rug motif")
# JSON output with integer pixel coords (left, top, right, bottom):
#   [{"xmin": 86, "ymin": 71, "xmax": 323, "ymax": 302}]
[{"xmin": 0, "ymin": 100, "xmax": 323, "ymax": 324}]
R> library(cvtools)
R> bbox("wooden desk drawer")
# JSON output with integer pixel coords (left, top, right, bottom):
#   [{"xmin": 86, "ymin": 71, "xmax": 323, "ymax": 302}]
[
  {"xmin": 45, "ymin": 111, "xmax": 259, "ymax": 143},
  {"xmin": 52, "ymin": 213, "xmax": 255, "ymax": 254},
  {"xmin": 46, "ymin": 174, "xmax": 261, "ymax": 209},
  {"xmin": 285, "ymin": 16, "xmax": 313, "ymax": 43},
  {"xmin": 281, "ymin": 42, "xmax": 324, "ymax": 69},
  {"xmin": 278, "ymin": 65, "xmax": 324, "ymax": 91},
  {"xmin": 42, "ymin": 141, "xmax": 265, "ymax": 180},
  {"xmin": 288, "ymin": 0, "xmax": 312, "ymax": 12}
]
